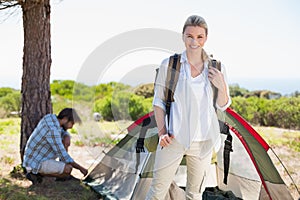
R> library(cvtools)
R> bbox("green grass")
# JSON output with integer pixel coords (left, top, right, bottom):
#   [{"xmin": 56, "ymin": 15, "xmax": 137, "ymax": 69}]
[
  {"xmin": 69, "ymin": 127, "xmax": 78, "ymax": 134},
  {"xmin": 90, "ymin": 136, "xmax": 121, "ymax": 146},
  {"xmin": 0, "ymin": 165, "xmax": 101, "ymax": 200},
  {"xmin": 74, "ymin": 140, "xmax": 84, "ymax": 147},
  {"xmin": 99, "ymin": 120, "xmax": 132, "ymax": 133},
  {"xmin": 74, "ymin": 120, "xmax": 131, "ymax": 147},
  {"xmin": 0, "ymin": 118, "xmax": 20, "ymax": 135},
  {"xmin": 0, "ymin": 177, "xmax": 100, "ymax": 200},
  {"xmin": 255, "ymin": 126, "xmax": 300, "ymax": 152},
  {"xmin": 0, "ymin": 139, "xmax": 14, "ymax": 151},
  {"xmin": 0, "ymin": 179, "xmax": 38, "ymax": 200},
  {"xmin": 0, "ymin": 156, "xmax": 15, "ymax": 165}
]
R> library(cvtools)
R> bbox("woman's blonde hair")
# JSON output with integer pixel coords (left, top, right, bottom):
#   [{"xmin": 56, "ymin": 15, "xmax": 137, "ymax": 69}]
[{"xmin": 182, "ymin": 15, "xmax": 208, "ymax": 36}]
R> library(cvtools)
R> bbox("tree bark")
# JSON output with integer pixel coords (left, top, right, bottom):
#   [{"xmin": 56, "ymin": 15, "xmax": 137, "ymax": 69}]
[{"xmin": 20, "ymin": 0, "xmax": 52, "ymax": 162}]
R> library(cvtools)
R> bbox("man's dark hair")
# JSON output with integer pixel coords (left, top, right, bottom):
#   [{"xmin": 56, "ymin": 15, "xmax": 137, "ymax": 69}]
[{"xmin": 57, "ymin": 108, "xmax": 82, "ymax": 124}]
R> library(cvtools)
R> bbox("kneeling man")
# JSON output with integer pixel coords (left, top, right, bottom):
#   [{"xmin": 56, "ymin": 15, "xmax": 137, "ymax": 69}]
[{"xmin": 23, "ymin": 108, "xmax": 88, "ymax": 185}]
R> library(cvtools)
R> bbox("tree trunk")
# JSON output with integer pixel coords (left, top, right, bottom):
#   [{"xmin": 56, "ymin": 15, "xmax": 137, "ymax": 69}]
[{"xmin": 20, "ymin": 0, "xmax": 52, "ymax": 162}]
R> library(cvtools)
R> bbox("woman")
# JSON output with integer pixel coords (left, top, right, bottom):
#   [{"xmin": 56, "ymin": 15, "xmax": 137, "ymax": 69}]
[{"xmin": 146, "ymin": 15, "xmax": 231, "ymax": 199}]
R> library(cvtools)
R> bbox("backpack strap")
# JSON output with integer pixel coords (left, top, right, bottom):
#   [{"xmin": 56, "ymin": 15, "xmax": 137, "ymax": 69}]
[
  {"xmin": 136, "ymin": 54, "xmax": 181, "ymax": 153},
  {"xmin": 165, "ymin": 54, "xmax": 181, "ymax": 127},
  {"xmin": 209, "ymin": 59, "xmax": 222, "ymax": 111},
  {"xmin": 209, "ymin": 57, "xmax": 233, "ymax": 185},
  {"xmin": 219, "ymin": 120, "xmax": 233, "ymax": 185}
]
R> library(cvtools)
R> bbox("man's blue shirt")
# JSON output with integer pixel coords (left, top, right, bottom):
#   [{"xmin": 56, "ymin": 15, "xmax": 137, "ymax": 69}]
[{"xmin": 23, "ymin": 114, "xmax": 74, "ymax": 174}]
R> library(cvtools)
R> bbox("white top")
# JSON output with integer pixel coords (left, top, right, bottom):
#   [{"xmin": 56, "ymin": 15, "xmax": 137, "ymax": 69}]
[{"xmin": 153, "ymin": 51, "xmax": 231, "ymax": 155}]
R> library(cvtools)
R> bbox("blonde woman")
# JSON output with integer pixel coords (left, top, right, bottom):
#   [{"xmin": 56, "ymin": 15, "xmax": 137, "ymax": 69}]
[{"xmin": 146, "ymin": 15, "xmax": 231, "ymax": 200}]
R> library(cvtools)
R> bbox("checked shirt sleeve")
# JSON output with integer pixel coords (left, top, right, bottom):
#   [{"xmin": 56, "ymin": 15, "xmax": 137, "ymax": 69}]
[{"xmin": 46, "ymin": 129, "xmax": 74, "ymax": 163}]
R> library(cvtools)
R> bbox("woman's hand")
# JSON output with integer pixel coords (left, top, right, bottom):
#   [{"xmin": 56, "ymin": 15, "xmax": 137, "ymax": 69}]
[
  {"xmin": 208, "ymin": 67, "xmax": 226, "ymax": 92},
  {"xmin": 208, "ymin": 67, "xmax": 229, "ymax": 107},
  {"xmin": 159, "ymin": 134, "xmax": 174, "ymax": 148}
]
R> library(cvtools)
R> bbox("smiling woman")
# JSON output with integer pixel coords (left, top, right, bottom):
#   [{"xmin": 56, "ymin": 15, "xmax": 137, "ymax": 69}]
[{"xmin": 146, "ymin": 15, "xmax": 232, "ymax": 200}]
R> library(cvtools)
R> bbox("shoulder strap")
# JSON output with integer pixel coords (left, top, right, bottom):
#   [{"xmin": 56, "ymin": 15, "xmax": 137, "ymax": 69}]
[
  {"xmin": 165, "ymin": 54, "xmax": 181, "ymax": 103},
  {"xmin": 165, "ymin": 53, "xmax": 181, "ymax": 127},
  {"xmin": 209, "ymin": 59, "xmax": 221, "ymax": 111},
  {"xmin": 219, "ymin": 120, "xmax": 232, "ymax": 185},
  {"xmin": 136, "ymin": 54, "xmax": 181, "ymax": 152},
  {"xmin": 209, "ymin": 58, "xmax": 233, "ymax": 185}
]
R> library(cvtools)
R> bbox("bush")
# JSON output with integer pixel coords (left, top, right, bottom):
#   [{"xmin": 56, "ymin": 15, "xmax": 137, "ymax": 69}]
[
  {"xmin": 231, "ymin": 96, "xmax": 300, "ymax": 130},
  {"xmin": 229, "ymin": 84, "xmax": 249, "ymax": 97},
  {"xmin": 270, "ymin": 97, "xmax": 300, "ymax": 129},
  {"xmin": 94, "ymin": 92, "xmax": 153, "ymax": 121},
  {"xmin": 94, "ymin": 95, "xmax": 114, "ymax": 121},
  {"xmin": 244, "ymin": 90, "xmax": 281, "ymax": 99},
  {"xmin": 134, "ymin": 83, "xmax": 154, "ymax": 98},
  {"xmin": 51, "ymin": 80, "xmax": 75, "ymax": 99},
  {"xmin": 51, "ymin": 80, "xmax": 94, "ymax": 101},
  {"xmin": 231, "ymin": 96, "xmax": 260, "ymax": 123},
  {"xmin": 51, "ymin": 95, "xmax": 73, "ymax": 115},
  {"xmin": 0, "ymin": 88, "xmax": 16, "ymax": 98},
  {"xmin": 94, "ymin": 82, "xmax": 131, "ymax": 99},
  {"xmin": 129, "ymin": 95, "xmax": 153, "ymax": 120},
  {"xmin": 0, "ymin": 91, "xmax": 21, "ymax": 118},
  {"xmin": 0, "ymin": 107, "xmax": 7, "ymax": 118}
]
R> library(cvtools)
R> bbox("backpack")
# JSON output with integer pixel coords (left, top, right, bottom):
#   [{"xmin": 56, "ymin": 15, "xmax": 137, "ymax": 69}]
[
  {"xmin": 202, "ymin": 186, "xmax": 243, "ymax": 200},
  {"xmin": 136, "ymin": 53, "xmax": 233, "ymax": 185}
]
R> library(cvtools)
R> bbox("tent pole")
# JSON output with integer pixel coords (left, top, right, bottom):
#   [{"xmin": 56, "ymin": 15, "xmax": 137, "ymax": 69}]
[
  {"xmin": 130, "ymin": 152, "xmax": 152, "ymax": 200},
  {"xmin": 270, "ymin": 148, "xmax": 300, "ymax": 195}
]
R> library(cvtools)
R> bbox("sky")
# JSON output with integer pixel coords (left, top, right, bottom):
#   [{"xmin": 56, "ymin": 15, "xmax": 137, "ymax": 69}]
[{"xmin": 0, "ymin": 0, "xmax": 300, "ymax": 95}]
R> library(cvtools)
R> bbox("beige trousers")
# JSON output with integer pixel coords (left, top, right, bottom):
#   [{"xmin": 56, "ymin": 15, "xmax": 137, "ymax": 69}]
[
  {"xmin": 146, "ymin": 139, "xmax": 212, "ymax": 200},
  {"xmin": 39, "ymin": 159, "xmax": 65, "ymax": 174}
]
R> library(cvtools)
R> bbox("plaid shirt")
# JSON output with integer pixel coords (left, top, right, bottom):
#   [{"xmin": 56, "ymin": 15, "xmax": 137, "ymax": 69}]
[{"xmin": 23, "ymin": 114, "xmax": 74, "ymax": 174}]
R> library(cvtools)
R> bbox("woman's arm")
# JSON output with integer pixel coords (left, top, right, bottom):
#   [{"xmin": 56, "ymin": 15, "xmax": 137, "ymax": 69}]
[
  {"xmin": 153, "ymin": 105, "xmax": 166, "ymax": 137},
  {"xmin": 208, "ymin": 64, "xmax": 231, "ymax": 110}
]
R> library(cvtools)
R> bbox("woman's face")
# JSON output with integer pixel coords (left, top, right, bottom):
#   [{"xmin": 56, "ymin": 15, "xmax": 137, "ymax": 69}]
[{"xmin": 183, "ymin": 26, "xmax": 207, "ymax": 52}]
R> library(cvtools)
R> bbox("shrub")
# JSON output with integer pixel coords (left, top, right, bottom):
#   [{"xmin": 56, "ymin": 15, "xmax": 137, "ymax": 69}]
[
  {"xmin": 0, "ymin": 87, "xmax": 16, "ymax": 98},
  {"xmin": 134, "ymin": 83, "xmax": 154, "ymax": 98},
  {"xmin": 94, "ymin": 92, "xmax": 153, "ymax": 121},
  {"xmin": 231, "ymin": 96, "xmax": 300, "ymax": 129},
  {"xmin": 229, "ymin": 84, "xmax": 249, "ymax": 97},
  {"xmin": 51, "ymin": 80, "xmax": 94, "ymax": 101},
  {"xmin": 0, "ymin": 91, "xmax": 21, "ymax": 118},
  {"xmin": 51, "ymin": 95, "xmax": 73, "ymax": 115}
]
